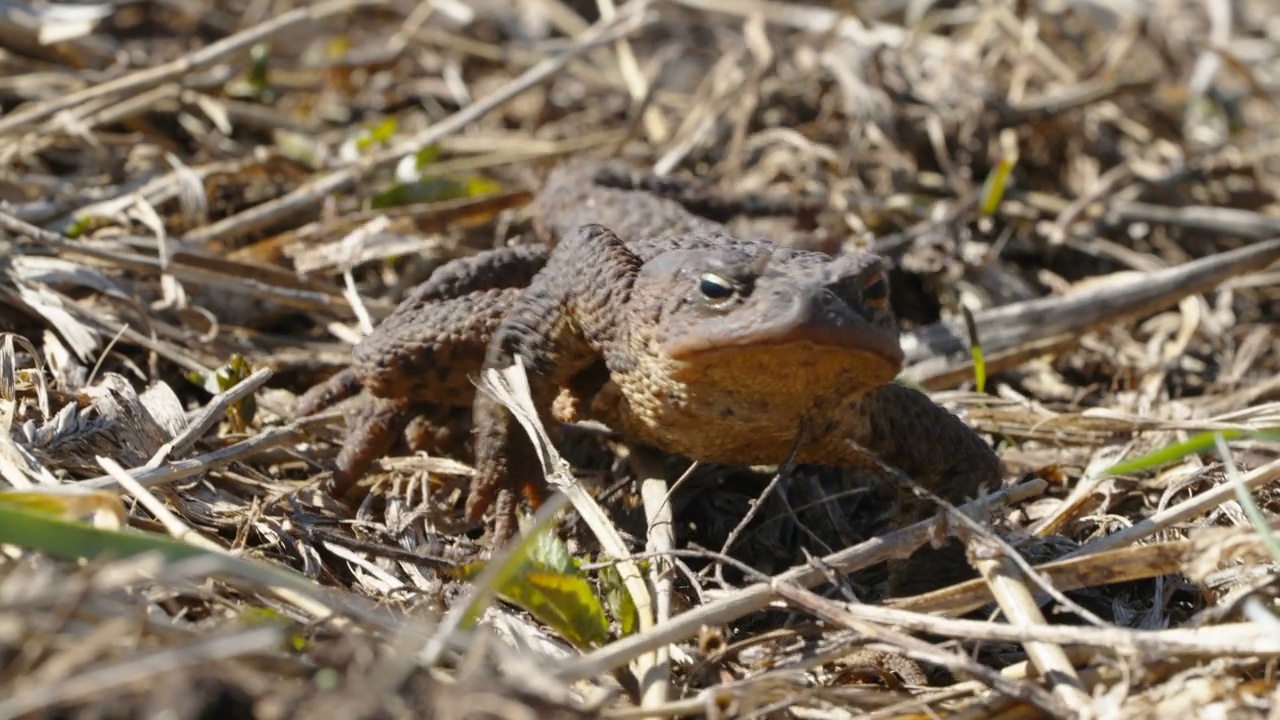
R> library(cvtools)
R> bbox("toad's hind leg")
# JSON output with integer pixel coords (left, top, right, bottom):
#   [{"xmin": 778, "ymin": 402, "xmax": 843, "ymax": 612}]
[
  {"xmin": 591, "ymin": 162, "xmax": 825, "ymax": 223},
  {"xmin": 353, "ymin": 287, "xmax": 521, "ymax": 401},
  {"xmin": 302, "ymin": 286, "xmax": 522, "ymax": 499},
  {"xmin": 388, "ymin": 245, "xmax": 550, "ymax": 313},
  {"xmin": 296, "ymin": 246, "xmax": 547, "ymax": 419},
  {"xmin": 296, "ymin": 367, "xmax": 363, "ymax": 418}
]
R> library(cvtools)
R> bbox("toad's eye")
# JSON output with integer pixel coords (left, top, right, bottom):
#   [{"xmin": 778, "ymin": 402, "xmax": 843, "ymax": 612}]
[
  {"xmin": 862, "ymin": 273, "xmax": 889, "ymax": 308},
  {"xmin": 698, "ymin": 273, "xmax": 736, "ymax": 302}
]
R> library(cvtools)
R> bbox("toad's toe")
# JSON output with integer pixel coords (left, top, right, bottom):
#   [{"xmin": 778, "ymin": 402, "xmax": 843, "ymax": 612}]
[
  {"xmin": 330, "ymin": 397, "xmax": 412, "ymax": 497},
  {"xmin": 297, "ymin": 367, "xmax": 363, "ymax": 418}
]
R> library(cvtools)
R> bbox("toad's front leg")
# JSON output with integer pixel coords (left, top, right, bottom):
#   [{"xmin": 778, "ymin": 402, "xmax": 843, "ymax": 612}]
[
  {"xmin": 823, "ymin": 383, "xmax": 1002, "ymax": 509},
  {"xmin": 468, "ymin": 224, "xmax": 642, "ymax": 542},
  {"xmin": 810, "ymin": 382, "xmax": 1004, "ymax": 595}
]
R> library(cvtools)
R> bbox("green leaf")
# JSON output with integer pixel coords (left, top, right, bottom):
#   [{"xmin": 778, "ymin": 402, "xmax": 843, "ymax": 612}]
[
  {"xmin": 526, "ymin": 527, "xmax": 578, "ymax": 576},
  {"xmin": 0, "ymin": 488, "xmax": 125, "ymax": 524},
  {"xmin": 187, "ymin": 355, "xmax": 257, "ymax": 431},
  {"xmin": 971, "ymin": 344, "xmax": 987, "ymax": 394},
  {"xmin": 979, "ymin": 156, "xmax": 1016, "ymax": 217},
  {"xmin": 515, "ymin": 571, "xmax": 610, "ymax": 649},
  {"xmin": 370, "ymin": 179, "xmax": 455, "ymax": 208},
  {"xmin": 247, "ymin": 43, "xmax": 271, "ymax": 97},
  {"xmin": 216, "ymin": 354, "xmax": 253, "ymax": 392},
  {"xmin": 238, "ymin": 607, "xmax": 307, "ymax": 652},
  {"xmin": 464, "ymin": 176, "xmax": 503, "ymax": 197},
  {"xmin": 369, "ymin": 176, "xmax": 501, "ymax": 209},
  {"xmin": 448, "ymin": 513, "xmax": 611, "ymax": 648},
  {"xmin": 414, "ymin": 145, "xmax": 441, "ymax": 171},
  {"xmin": 598, "ymin": 563, "xmax": 639, "ymax": 637},
  {"xmin": 66, "ymin": 215, "xmax": 111, "ymax": 239},
  {"xmin": 1102, "ymin": 428, "xmax": 1280, "ymax": 476},
  {"xmin": 355, "ymin": 117, "xmax": 398, "ymax": 152},
  {"xmin": 444, "ymin": 498, "xmax": 571, "ymax": 636}
]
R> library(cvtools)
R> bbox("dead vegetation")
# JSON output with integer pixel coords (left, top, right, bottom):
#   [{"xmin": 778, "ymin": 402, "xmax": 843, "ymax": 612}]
[{"xmin": 1, "ymin": 0, "xmax": 1280, "ymax": 718}]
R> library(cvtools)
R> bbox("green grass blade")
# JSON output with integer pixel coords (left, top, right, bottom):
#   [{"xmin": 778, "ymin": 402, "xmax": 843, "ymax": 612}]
[
  {"xmin": 0, "ymin": 496, "xmax": 327, "ymax": 597},
  {"xmin": 1103, "ymin": 428, "xmax": 1280, "ymax": 476},
  {"xmin": 979, "ymin": 156, "xmax": 1016, "ymax": 216}
]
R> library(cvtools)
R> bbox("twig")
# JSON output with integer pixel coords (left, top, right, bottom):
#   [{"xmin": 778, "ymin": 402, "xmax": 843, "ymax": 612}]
[
  {"xmin": 890, "ymin": 458, "xmax": 1280, "ymax": 616},
  {"xmin": 0, "ymin": 626, "xmax": 284, "ymax": 718},
  {"xmin": 181, "ymin": 6, "xmax": 651, "ymax": 247},
  {"xmin": 77, "ymin": 415, "xmax": 332, "ymax": 491},
  {"xmin": 169, "ymin": 367, "xmax": 273, "ymax": 460},
  {"xmin": 1046, "ymin": 162, "xmax": 1135, "ymax": 245},
  {"xmin": 594, "ymin": 0, "xmax": 668, "ymax": 143},
  {"xmin": 771, "ymin": 581, "xmax": 1070, "ymax": 718},
  {"xmin": 998, "ymin": 77, "xmax": 1155, "ymax": 127},
  {"xmin": 0, "ymin": 0, "xmax": 389, "ymax": 135},
  {"xmin": 633, "ymin": 448, "xmax": 675, "ymax": 710},
  {"xmin": 767, "ymin": 597, "xmax": 1280, "ymax": 658},
  {"xmin": 902, "ymin": 238, "xmax": 1280, "ymax": 379},
  {"xmin": 477, "ymin": 361, "xmax": 663, "ymax": 702},
  {"xmin": 668, "ymin": 0, "xmax": 912, "ymax": 47},
  {"xmin": 98, "ymin": 455, "xmax": 351, "ymax": 634},
  {"xmin": 970, "ymin": 541, "xmax": 1090, "ymax": 710},
  {"xmin": 555, "ymin": 478, "xmax": 1047, "ymax": 681},
  {"xmin": 890, "ymin": 537, "xmax": 1186, "ymax": 617},
  {"xmin": 1065, "ymin": 456, "xmax": 1280, "ymax": 558},
  {"xmin": 1111, "ymin": 202, "xmax": 1280, "ymax": 239},
  {"xmin": 0, "ymin": 210, "xmax": 358, "ymax": 318}
]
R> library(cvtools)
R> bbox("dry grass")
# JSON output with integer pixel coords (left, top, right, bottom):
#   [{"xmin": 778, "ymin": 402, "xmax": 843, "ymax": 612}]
[{"xmin": 2, "ymin": 0, "xmax": 1280, "ymax": 718}]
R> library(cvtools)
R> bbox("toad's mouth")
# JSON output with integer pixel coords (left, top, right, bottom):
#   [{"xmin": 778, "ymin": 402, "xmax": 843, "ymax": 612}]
[
  {"xmin": 659, "ymin": 287, "xmax": 904, "ymax": 376},
  {"xmin": 662, "ymin": 337, "xmax": 903, "ymax": 391}
]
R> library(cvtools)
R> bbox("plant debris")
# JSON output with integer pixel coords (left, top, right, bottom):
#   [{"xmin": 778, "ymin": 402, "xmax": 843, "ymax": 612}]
[{"xmin": 2, "ymin": 1, "xmax": 1280, "ymax": 718}]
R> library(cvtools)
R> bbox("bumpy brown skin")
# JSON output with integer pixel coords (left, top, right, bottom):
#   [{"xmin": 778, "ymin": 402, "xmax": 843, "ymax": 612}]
[{"xmin": 297, "ymin": 159, "xmax": 1003, "ymax": 568}]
